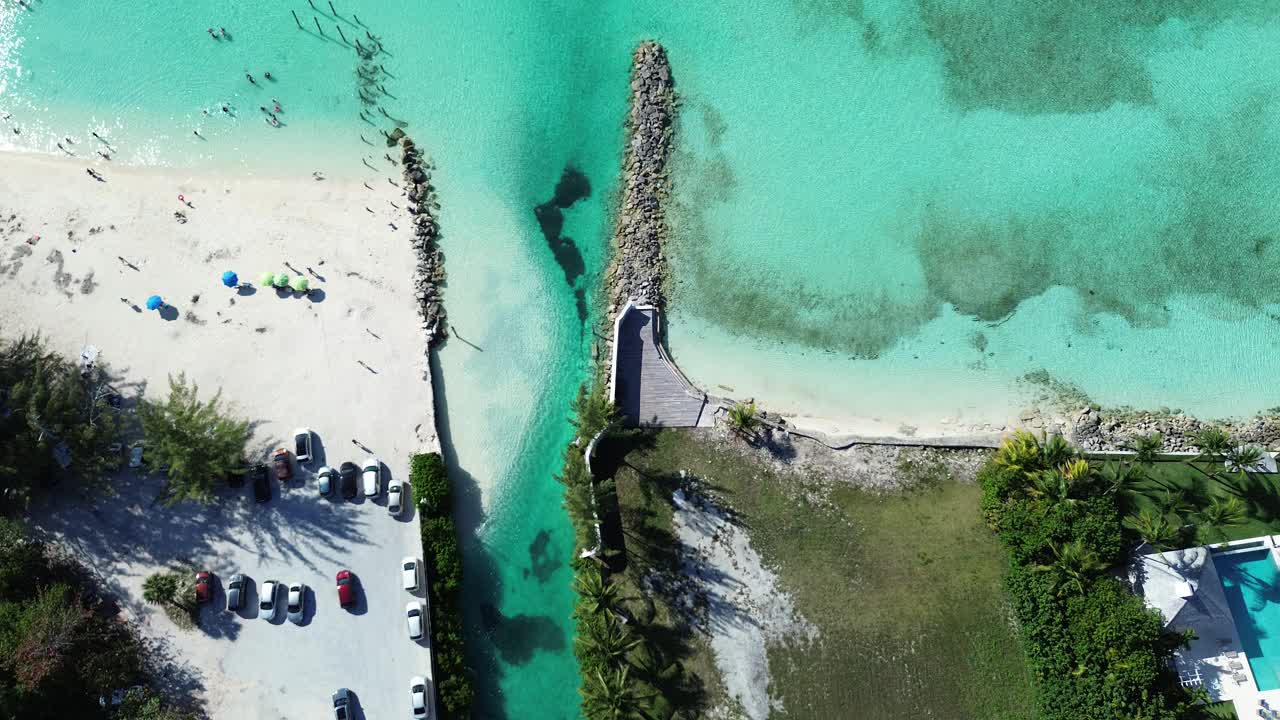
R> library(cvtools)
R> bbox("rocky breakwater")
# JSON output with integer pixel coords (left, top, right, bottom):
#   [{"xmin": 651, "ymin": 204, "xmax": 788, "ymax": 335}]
[
  {"xmin": 389, "ymin": 128, "xmax": 446, "ymax": 347},
  {"xmin": 1071, "ymin": 406, "xmax": 1280, "ymax": 452},
  {"xmin": 604, "ymin": 41, "xmax": 675, "ymax": 312}
]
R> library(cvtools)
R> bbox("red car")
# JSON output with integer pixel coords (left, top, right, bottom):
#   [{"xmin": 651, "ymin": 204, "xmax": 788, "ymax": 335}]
[
  {"xmin": 195, "ymin": 571, "xmax": 213, "ymax": 604},
  {"xmin": 336, "ymin": 569, "xmax": 356, "ymax": 608},
  {"xmin": 273, "ymin": 448, "xmax": 292, "ymax": 481}
]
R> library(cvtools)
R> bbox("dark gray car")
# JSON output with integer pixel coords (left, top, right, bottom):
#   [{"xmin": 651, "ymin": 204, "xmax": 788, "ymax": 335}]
[
  {"xmin": 332, "ymin": 688, "xmax": 351, "ymax": 720},
  {"xmin": 227, "ymin": 573, "xmax": 246, "ymax": 611}
]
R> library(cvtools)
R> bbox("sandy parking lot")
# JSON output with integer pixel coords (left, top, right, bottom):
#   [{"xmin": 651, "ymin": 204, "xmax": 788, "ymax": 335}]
[
  {"xmin": 2, "ymin": 152, "xmax": 441, "ymax": 719},
  {"xmin": 32, "ymin": 452, "xmax": 432, "ymax": 719}
]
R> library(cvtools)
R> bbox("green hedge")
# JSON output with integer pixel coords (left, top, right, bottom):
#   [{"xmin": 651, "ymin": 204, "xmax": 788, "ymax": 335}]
[
  {"xmin": 409, "ymin": 452, "xmax": 473, "ymax": 718},
  {"xmin": 979, "ymin": 432, "xmax": 1194, "ymax": 720}
]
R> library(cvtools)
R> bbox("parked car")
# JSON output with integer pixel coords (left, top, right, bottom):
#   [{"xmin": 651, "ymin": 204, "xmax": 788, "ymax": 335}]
[
  {"xmin": 402, "ymin": 557, "xmax": 419, "ymax": 592},
  {"xmin": 332, "ymin": 688, "xmax": 352, "ymax": 720},
  {"xmin": 273, "ymin": 449, "xmax": 292, "ymax": 481},
  {"xmin": 406, "ymin": 600, "xmax": 425, "ymax": 640},
  {"xmin": 287, "ymin": 582, "xmax": 306, "ymax": 623},
  {"xmin": 336, "ymin": 569, "xmax": 356, "ymax": 608},
  {"xmin": 339, "ymin": 462, "xmax": 358, "ymax": 499},
  {"xmin": 361, "ymin": 457, "xmax": 380, "ymax": 497},
  {"xmin": 227, "ymin": 466, "xmax": 247, "ymax": 488},
  {"xmin": 293, "ymin": 428, "xmax": 313, "ymax": 463},
  {"xmin": 128, "ymin": 444, "xmax": 144, "ymax": 469},
  {"xmin": 195, "ymin": 571, "xmax": 213, "ymax": 604},
  {"xmin": 410, "ymin": 677, "xmax": 428, "ymax": 719},
  {"xmin": 227, "ymin": 573, "xmax": 246, "ymax": 611},
  {"xmin": 317, "ymin": 466, "xmax": 335, "ymax": 497},
  {"xmin": 259, "ymin": 580, "xmax": 281, "ymax": 621},
  {"xmin": 253, "ymin": 464, "xmax": 271, "ymax": 503},
  {"xmin": 387, "ymin": 482, "xmax": 403, "ymax": 515}
]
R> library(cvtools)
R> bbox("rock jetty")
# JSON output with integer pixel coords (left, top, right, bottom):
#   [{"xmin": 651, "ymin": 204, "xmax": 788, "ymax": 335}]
[
  {"xmin": 604, "ymin": 40, "xmax": 675, "ymax": 311},
  {"xmin": 390, "ymin": 128, "xmax": 446, "ymax": 346}
]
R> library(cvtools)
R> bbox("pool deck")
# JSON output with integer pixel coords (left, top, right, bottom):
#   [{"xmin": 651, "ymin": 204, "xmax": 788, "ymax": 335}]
[{"xmin": 1134, "ymin": 536, "xmax": 1280, "ymax": 718}]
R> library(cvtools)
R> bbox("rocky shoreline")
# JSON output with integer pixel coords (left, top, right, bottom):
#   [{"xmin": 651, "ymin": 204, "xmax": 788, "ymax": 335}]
[
  {"xmin": 602, "ymin": 41, "xmax": 675, "ymax": 313},
  {"xmin": 390, "ymin": 129, "xmax": 446, "ymax": 350},
  {"xmin": 1070, "ymin": 406, "xmax": 1280, "ymax": 453}
]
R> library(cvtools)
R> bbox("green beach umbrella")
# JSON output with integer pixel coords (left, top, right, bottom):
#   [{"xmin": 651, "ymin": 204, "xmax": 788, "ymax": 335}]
[
  {"xmin": 273, "ymin": 273, "xmax": 290, "ymax": 288},
  {"xmin": 259, "ymin": 272, "xmax": 276, "ymax": 287},
  {"xmin": 290, "ymin": 276, "xmax": 309, "ymax": 292}
]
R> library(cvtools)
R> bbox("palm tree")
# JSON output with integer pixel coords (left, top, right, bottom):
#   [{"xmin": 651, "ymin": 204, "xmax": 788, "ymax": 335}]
[
  {"xmin": 574, "ymin": 567, "xmax": 619, "ymax": 617},
  {"xmin": 725, "ymin": 401, "xmax": 760, "ymax": 438},
  {"xmin": 1028, "ymin": 470, "xmax": 1074, "ymax": 504},
  {"xmin": 1197, "ymin": 496, "xmax": 1247, "ymax": 543},
  {"xmin": 1155, "ymin": 489, "xmax": 1195, "ymax": 522},
  {"xmin": 1040, "ymin": 433, "xmax": 1075, "ymax": 470},
  {"xmin": 581, "ymin": 665, "xmax": 654, "ymax": 720},
  {"xmin": 1035, "ymin": 540, "xmax": 1107, "ymax": 596},
  {"xmin": 1126, "ymin": 509, "xmax": 1180, "ymax": 551},
  {"xmin": 1225, "ymin": 445, "xmax": 1265, "ymax": 476},
  {"xmin": 579, "ymin": 613, "xmax": 642, "ymax": 666},
  {"xmin": 994, "ymin": 431, "xmax": 1043, "ymax": 476},
  {"xmin": 1125, "ymin": 433, "xmax": 1164, "ymax": 467}
]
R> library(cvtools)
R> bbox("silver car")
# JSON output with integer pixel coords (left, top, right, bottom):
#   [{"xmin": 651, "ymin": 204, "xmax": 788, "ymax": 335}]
[
  {"xmin": 362, "ymin": 457, "xmax": 380, "ymax": 497},
  {"xmin": 387, "ymin": 482, "xmax": 403, "ymax": 515},
  {"xmin": 287, "ymin": 582, "xmax": 306, "ymax": 623},
  {"xmin": 226, "ymin": 573, "xmax": 246, "ymax": 611},
  {"xmin": 317, "ymin": 465, "xmax": 335, "ymax": 497},
  {"xmin": 259, "ymin": 580, "xmax": 281, "ymax": 621}
]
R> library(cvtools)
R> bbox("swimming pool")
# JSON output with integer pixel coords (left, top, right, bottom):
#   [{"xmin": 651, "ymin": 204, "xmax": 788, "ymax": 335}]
[{"xmin": 1215, "ymin": 549, "xmax": 1280, "ymax": 691}]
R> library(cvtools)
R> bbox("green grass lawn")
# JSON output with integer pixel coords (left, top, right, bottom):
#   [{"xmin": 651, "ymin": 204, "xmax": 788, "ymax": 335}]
[
  {"xmin": 1124, "ymin": 460, "xmax": 1280, "ymax": 545},
  {"xmin": 604, "ymin": 430, "xmax": 1036, "ymax": 720}
]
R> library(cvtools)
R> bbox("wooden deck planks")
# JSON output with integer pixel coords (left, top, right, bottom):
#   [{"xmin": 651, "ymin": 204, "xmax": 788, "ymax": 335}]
[{"xmin": 614, "ymin": 308, "xmax": 707, "ymax": 427}]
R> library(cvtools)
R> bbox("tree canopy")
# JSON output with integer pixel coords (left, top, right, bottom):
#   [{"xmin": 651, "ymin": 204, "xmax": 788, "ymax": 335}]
[{"xmin": 137, "ymin": 373, "xmax": 249, "ymax": 505}]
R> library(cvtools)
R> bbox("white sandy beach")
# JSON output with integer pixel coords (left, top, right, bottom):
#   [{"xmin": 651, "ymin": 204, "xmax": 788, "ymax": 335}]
[{"xmin": 0, "ymin": 148, "xmax": 437, "ymax": 473}]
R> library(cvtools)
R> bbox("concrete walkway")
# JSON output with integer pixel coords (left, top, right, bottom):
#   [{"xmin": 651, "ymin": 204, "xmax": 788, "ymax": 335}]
[{"xmin": 610, "ymin": 303, "xmax": 711, "ymax": 427}]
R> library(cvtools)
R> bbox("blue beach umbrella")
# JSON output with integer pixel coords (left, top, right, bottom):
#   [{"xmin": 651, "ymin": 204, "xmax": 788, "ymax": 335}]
[
  {"xmin": 221, "ymin": 271, "xmax": 239, "ymax": 288},
  {"xmin": 145, "ymin": 295, "xmax": 164, "ymax": 311}
]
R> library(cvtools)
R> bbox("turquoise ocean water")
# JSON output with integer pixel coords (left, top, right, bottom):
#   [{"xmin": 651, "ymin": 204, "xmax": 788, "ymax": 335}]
[{"xmin": 7, "ymin": 2, "xmax": 1280, "ymax": 717}]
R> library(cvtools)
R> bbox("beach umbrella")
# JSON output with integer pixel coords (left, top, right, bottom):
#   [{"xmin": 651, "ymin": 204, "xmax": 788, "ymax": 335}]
[
  {"xmin": 290, "ymin": 276, "xmax": 309, "ymax": 292},
  {"xmin": 145, "ymin": 295, "xmax": 164, "ymax": 311},
  {"xmin": 221, "ymin": 271, "xmax": 239, "ymax": 288},
  {"xmin": 273, "ymin": 272, "xmax": 290, "ymax": 288},
  {"xmin": 258, "ymin": 272, "xmax": 276, "ymax": 287}
]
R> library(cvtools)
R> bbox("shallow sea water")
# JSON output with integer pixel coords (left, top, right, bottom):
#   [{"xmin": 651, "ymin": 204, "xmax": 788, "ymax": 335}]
[{"xmin": 6, "ymin": 1, "xmax": 1280, "ymax": 717}]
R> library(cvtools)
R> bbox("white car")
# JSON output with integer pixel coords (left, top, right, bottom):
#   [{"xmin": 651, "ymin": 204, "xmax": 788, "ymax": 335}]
[
  {"xmin": 287, "ymin": 582, "xmax": 306, "ymax": 623},
  {"xmin": 259, "ymin": 580, "xmax": 281, "ymax": 621},
  {"xmin": 406, "ymin": 600, "xmax": 425, "ymax": 640},
  {"xmin": 410, "ymin": 676, "xmax": 428, "ymax": 719},
  {"xmin": 316, "ymin": 465, "xmax": 335, "ymax": 497},
  {"xmin": 293, "ymin": 428, "xmax": 313, "ymax": 463},
  {"xmin": 402, "ymin": 557, "xmax": 419, "ymax": 592},
  {"xmin": 387, "ymin": 482, "xmax": 403, "ymax": 515},
  {"xmin": 362, "ymin": 457, "xmax": 380, "ymax": 497}
]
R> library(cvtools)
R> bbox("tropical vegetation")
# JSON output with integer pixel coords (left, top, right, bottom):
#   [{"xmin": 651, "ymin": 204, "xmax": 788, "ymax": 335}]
[
  {"xmin": 0, "ymin": 517, "xmax": 192, "ymax": 719},
  {"xmin": 137, "ymin": 373, "xmax": 250, "ymax": 505},
  {"xmin": 558, "ymin": 383, "xmax": 667, "ymax": 719},
  {"xmin": 408, "ymin": 451, "xmax": 473, "ymax": 717},
  {"xmin": 0, "ymin": 334, "xmax": 122, "ymax": 514},
  {"xmin": 980, "ymin": 431, "xmax": 1199, "ymax": 720}
]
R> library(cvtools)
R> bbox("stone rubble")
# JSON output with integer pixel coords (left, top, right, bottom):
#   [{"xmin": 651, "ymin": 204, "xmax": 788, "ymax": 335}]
[
  {"xmin": 390, "ymin": 128, "xmax": 446, "ymax": 349},
  {"xmin": 604, "ymin": 40, "xmax": 675, "ymax": 311},
  {"xmin": 1069, "ymin": 406, "xmax": 1280, "ymax": 452}
]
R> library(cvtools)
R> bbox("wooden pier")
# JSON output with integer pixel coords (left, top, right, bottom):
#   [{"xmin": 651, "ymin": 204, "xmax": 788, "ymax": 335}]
[{"xmin": 610, "ymin": 302, "xmax": 712, "ymax": 428}]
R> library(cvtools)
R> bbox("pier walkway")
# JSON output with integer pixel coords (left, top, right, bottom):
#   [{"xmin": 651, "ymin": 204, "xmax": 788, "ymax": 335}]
[{"xmin": 610, "ymin": 302, "xmax": 714, "ymax": 427}]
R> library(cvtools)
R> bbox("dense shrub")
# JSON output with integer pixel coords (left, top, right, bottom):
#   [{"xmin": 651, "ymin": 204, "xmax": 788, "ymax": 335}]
[
  {"xmin": 408, "ymin": 452, "xmax": 473, "ymax": 719},
  {"xmin": 981, "ymin": 431, "xmax": 1194, "ymax": 720}
]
